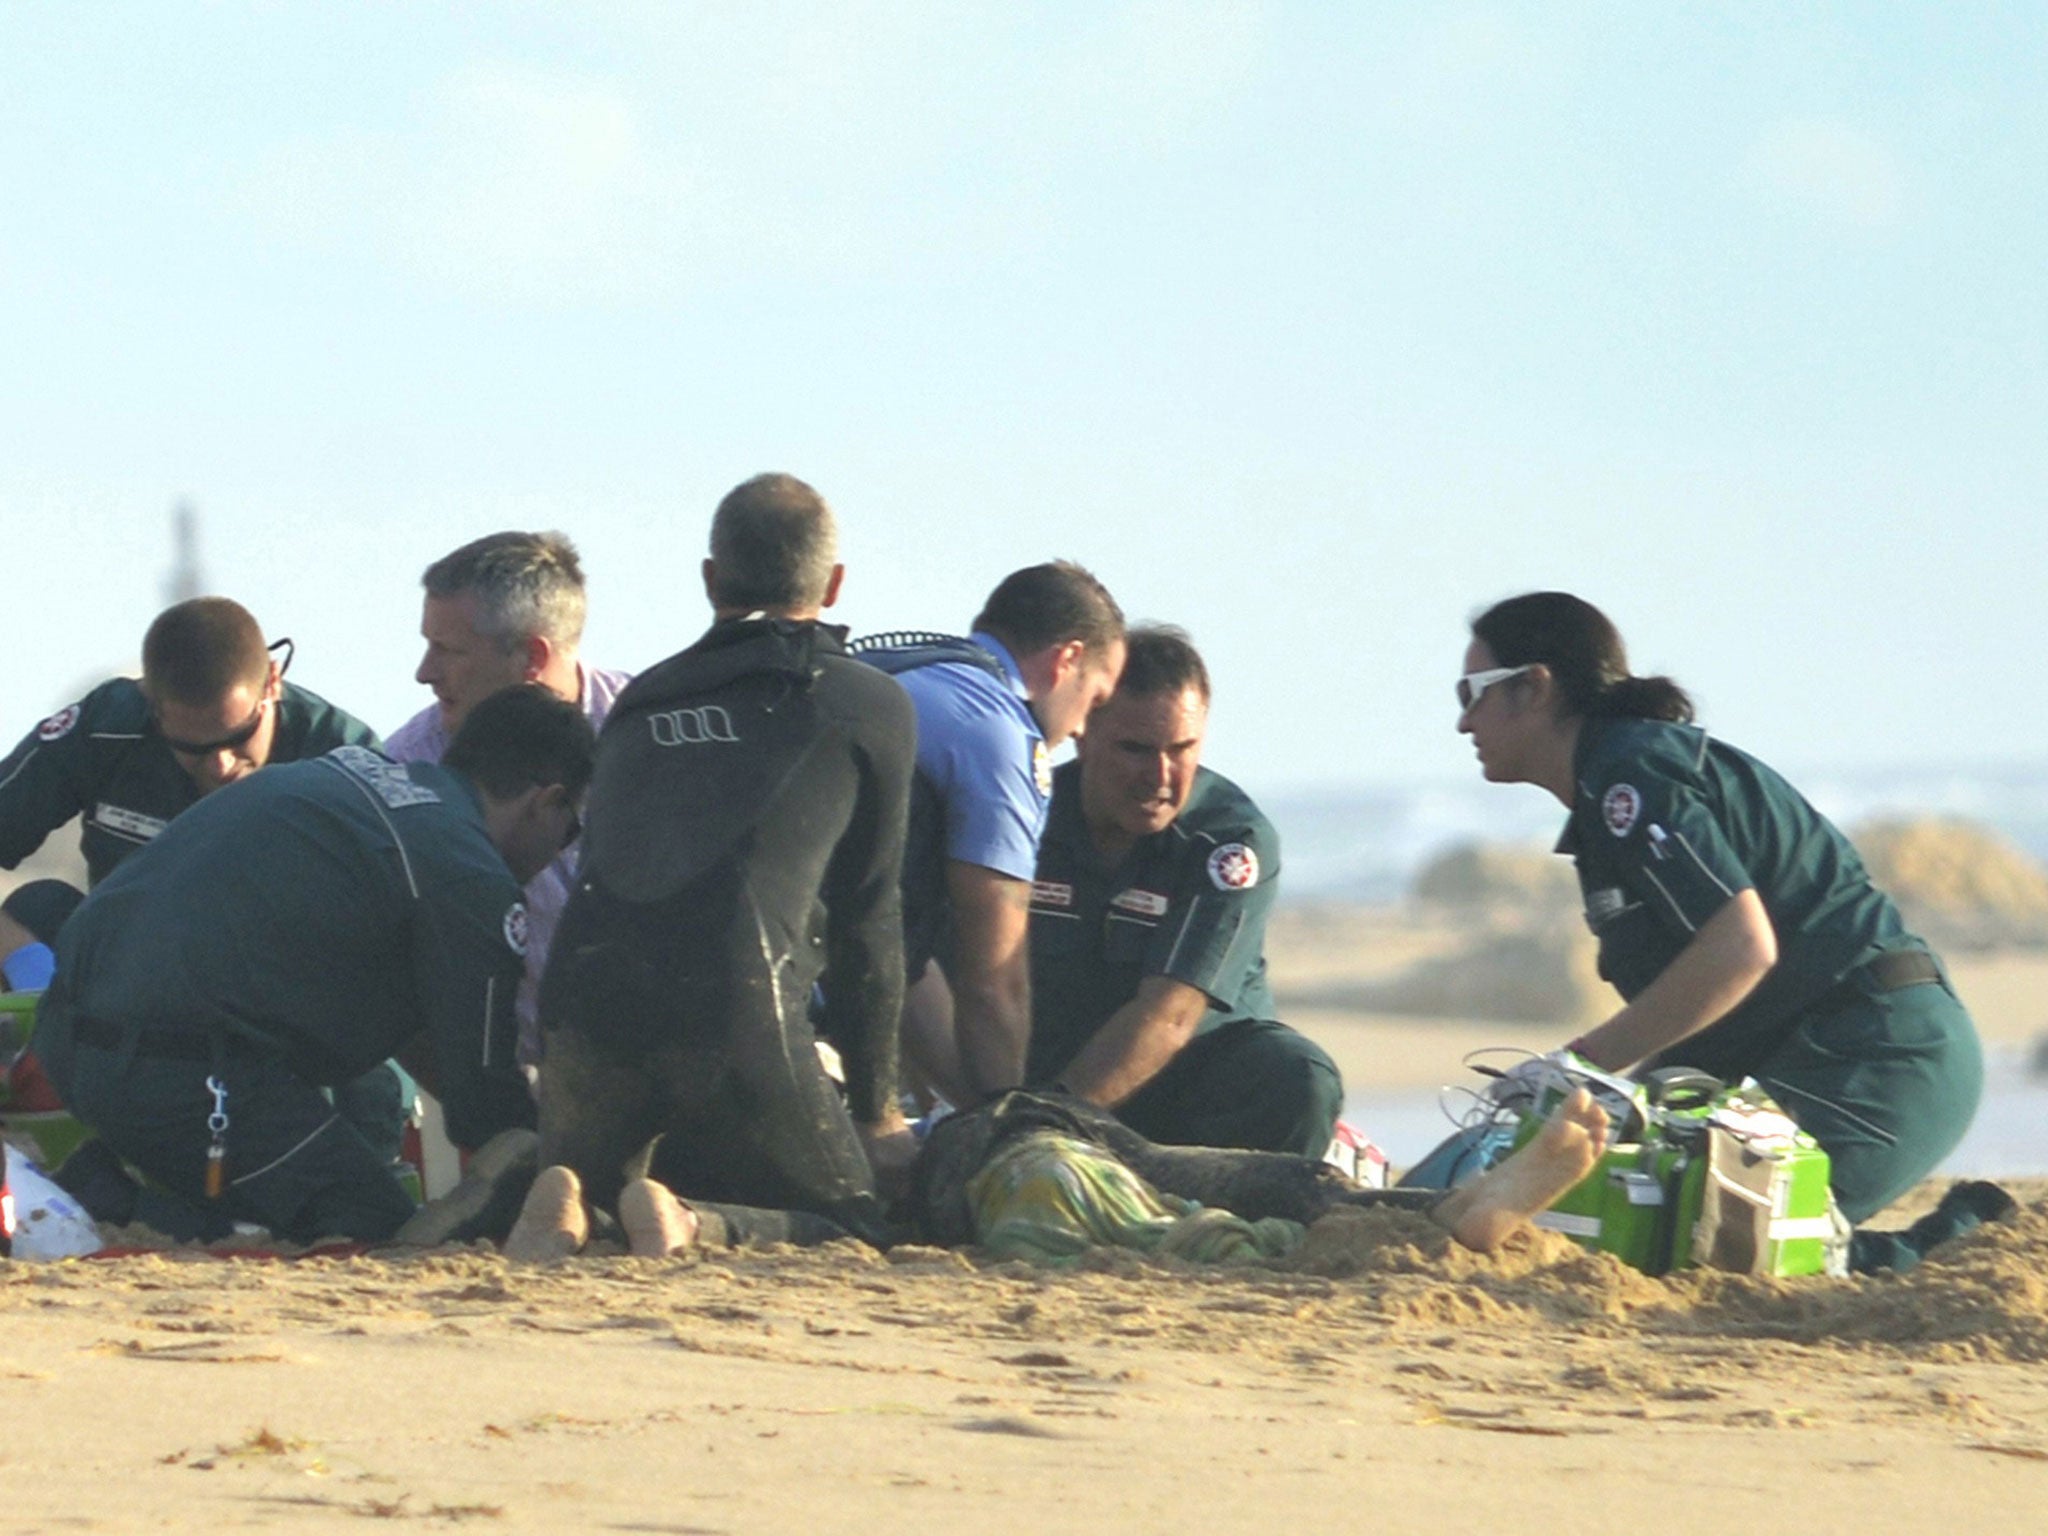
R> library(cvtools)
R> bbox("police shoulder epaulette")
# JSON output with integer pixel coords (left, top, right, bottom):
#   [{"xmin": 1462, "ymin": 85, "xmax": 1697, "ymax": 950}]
[{"xmin": 847, "ymin": 631, "xmax": 1008, "ymax": 682}]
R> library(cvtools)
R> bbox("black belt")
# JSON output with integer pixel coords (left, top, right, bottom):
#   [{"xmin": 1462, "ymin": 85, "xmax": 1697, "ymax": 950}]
[
  {"xmin": 1847, "ymin": 949, "xmax": 1943, "ymax": 995},
  {"xmin": 70, "ymin": 1016, "xmax": 264, "ymax": 1063}
]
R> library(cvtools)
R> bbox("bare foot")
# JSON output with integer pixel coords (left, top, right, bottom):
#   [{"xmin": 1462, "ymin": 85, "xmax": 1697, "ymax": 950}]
[
  {"xmin": 1433, "ymin": 1087, "xmax": 1608, "ymax": 1253},
  {"xmin": 504, "ymin": 1164, "xmax": 589, "ymax": 1264},
  {"xmin": 618, "ymin": 1177, "xmax": 700, "ymax": 1258}
]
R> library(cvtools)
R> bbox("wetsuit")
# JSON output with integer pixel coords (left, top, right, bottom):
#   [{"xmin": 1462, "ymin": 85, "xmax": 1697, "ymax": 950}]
[
  {"xmin": 32, "ymin": 747, "xmax": 534, "ymax": 1244},
  {"xmin": 0, "ymin": 677, "xmax": 379, "ymax": 887},
  {"xmin": 536, "ymin": 618, "xmax": 915, "ymax": 1245},
  {"xmin": 1563, "ymin": 715, "xmax": 1982, "ymax": 1224},
  {"xmin": 1028, "ymin": 761, "xmax": 1341, "ymax": 1157}
]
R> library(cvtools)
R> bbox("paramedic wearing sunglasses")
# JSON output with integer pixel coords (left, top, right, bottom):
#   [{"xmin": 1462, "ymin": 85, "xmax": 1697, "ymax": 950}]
[
  {"xmin": 0, "ymin": 596, "xmax": 379, "ymax": 894},
  {"xmin": 1457, "ymin": 591, "xmax": 2007, "ymax": 1272},
  {"xmin": 0, "ymin": 596, "xmax": 381, "ymax": 1073}
]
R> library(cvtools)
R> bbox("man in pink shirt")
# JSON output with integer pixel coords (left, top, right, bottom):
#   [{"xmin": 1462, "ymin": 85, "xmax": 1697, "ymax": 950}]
[{"xmin": 386, "ymin": 531, "xmax": 631, "ymax": 1068}]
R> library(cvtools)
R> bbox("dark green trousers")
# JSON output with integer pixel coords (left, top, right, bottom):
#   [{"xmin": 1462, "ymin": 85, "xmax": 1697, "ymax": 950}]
[
  {"xmin": 1755, "ymin": 976, "xmax": 1983, "ymax": 1225},
  {"xmin": 37, "ymin": 1027, "xmax": 417, "ymax": 1246},
  {"xmin": 1115, "ymin": 1017, "xmax": 1343, "ymax": 1159}
]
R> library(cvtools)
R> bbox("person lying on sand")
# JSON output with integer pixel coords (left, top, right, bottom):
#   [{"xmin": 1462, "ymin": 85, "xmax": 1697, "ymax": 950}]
[{"xmin": 501, "ymin": 1084, "xmax": 1610, "ymax": 1263}]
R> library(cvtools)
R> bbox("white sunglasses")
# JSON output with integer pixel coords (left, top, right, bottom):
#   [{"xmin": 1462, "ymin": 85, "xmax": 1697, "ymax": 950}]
[{"xmin": 1455, "ymin": 664, "xmax": 1530, "ymax": 712}]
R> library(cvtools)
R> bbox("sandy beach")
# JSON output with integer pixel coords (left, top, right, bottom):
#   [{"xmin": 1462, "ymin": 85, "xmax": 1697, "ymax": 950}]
[
  {"xmin": 5, "ymin": 1183, "xmax": 2047, "ymax": 1533},
  {"xmin": 6, "ymin": 900, "xmax": 2047, "ymax": 1533}
]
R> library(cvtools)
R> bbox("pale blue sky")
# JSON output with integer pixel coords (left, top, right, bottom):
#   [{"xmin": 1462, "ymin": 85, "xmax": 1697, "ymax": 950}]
[{"xmin": 4, "ymin": 3, "xmax": 2043, "ymax": 793}]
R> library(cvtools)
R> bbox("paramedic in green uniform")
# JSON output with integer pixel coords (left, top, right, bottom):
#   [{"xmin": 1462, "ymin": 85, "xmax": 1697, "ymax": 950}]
[
  {"xmin": 1456, "ymin": 591, "xmax": 1986, "ymax": 1250},
  {"xmin": 0, "ymin": 596, "xmax": 378, "ymax": 890},
  {"xmin": 1026, "ymin": 626, "xmax": 1342, "ymax": 1157},
  {"xmin": 0, "ymin": 596, "xmax": 395, "ymax": 1187},
  {"xmin": 29, "ymin": 686, "xmax": 594, "ymax": 1246}
]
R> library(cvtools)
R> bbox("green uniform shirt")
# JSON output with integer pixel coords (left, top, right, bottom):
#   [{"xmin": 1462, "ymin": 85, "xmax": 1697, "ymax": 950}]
[
  {"xmin": 1561, "ymin": 715, "xmax": 1915, "ymax": 1081},
  {"xmin": 43, "ymin": 746, "xmax": 532, "ymax": 1148},
  {"xmin": 0, "ymin": 677, "xmax": 380, "ymax": 886},
  {"xmin": 1026, "ymin": 761, "xmax": 1279, "ymax": 1084}
]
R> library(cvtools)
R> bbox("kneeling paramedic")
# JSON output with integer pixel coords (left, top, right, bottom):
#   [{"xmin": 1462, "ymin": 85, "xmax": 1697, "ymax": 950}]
[{"xmin": 30, "ymin": 686, "xmax": 593, "ymax": 1245}]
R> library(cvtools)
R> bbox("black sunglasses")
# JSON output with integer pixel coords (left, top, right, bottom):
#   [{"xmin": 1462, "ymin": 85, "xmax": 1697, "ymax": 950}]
[{"xmin": 157, "ymin": 638, "xmax": 293, "ymax": 756}]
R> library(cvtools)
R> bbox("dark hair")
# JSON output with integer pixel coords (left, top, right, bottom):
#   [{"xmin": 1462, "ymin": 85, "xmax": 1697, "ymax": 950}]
[
  {"xmin": 443, "ymin": 685, "xmax": 597, "ymax": 801},
  {"xmin": 1116, "ymin": 625, "xmax": 1210, "ymax": 702},
  {"xmin": 422, "ymin": 531, "xmax": 587, "ymax": 649},
  {"xmin": 140, "ymin": 597, "xmax": 270, "ymax": 705},
  {"xmin": 708, "ymin": 473, "xmax": 838, "ymax": 610},
  {"xmin": 972, "ymin": 561, "xmax": 1124, "ymax": 658},
  {"xmin": 1, "ymin": 878, "xmax": 85, "ymax": 945},
  {"xmin": 1471, "ymin": 592, "xmax": 1694, "ymax": 723}
]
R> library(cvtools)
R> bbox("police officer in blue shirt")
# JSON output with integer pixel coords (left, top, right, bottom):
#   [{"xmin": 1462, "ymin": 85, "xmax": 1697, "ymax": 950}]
[
  {"xmin": 855, "ymin": 563, "xmax": 1125, "ymax": 1106},
  {"xmin": 1457, "ymin": 591, "xmax": 2003, "ymax": 1270},
  {"xmin": 1026, "ymin": 627, "xmax": 1342, "ymax": 1157}
]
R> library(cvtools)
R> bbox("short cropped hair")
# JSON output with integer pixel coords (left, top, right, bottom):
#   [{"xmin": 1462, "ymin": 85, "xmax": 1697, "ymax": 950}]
[
  {"xmin": 140, "ymin": 597, "xmax": 271, "ymax": 706},
  {"xmin": 972, "ymin": 561, "xmax": 1124, "ymax": 658},
  {"xmin": 443, "ymin": 684, "xmax": 597, "ymax": 801},
  {"xmin": 422, "ymin": 532, "xmax": 587, "ymax": 652},
  {"xmin": 1116, "ymin": 625, "xmax": 1210, "ymax": 703},
  {"xmin": 707, "ymin": 474, "xmax": 838, "ymax": 611}
]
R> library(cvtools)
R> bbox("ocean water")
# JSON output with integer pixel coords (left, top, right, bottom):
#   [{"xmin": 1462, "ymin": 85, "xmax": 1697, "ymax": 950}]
[{"xmin": 1266, "ymin": 762, "xmax": 2048, "ymax": 903}]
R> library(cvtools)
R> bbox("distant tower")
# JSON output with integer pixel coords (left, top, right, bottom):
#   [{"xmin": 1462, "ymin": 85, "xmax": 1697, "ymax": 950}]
[{"xmin": 163, "ymin": 499, "xmax": 204, "ymax": 605}]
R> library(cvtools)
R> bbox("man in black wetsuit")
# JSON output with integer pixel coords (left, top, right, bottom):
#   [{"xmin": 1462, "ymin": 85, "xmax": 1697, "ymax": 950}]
[{"xmin": 505, "ymin": 473, "xmax": 918, "ymax": 1259}]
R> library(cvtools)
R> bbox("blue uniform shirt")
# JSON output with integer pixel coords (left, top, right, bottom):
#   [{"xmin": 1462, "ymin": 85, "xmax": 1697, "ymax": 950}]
[{"xmin": 892, "ymin": 631, "xmax": 1049, "ymax": 881}]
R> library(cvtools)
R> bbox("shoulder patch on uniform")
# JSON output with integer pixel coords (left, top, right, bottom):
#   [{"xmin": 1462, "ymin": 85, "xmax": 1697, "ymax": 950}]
[
  {"xmin": 1601, "ymin": 783, "xmax": 1642, "ymax": 837},
  {"xmin": 1206, "ymin": 842, "xmax": 1259, "ymax": 891},
  {"xmin": 37, "ymin": 705, "xmax": 81, "ymax": 742},
  {"xmin": 1031, "ymin": 879, "xmax": 1073, "ymax": 909},
  {"xmin": 1032, "ymin": 740, "xmax": 1052, "ymax": 798},
  {"xmin": 503, "ymin": 901, "xmax": 529, "ymax": 956},
  {"xmin": 331, "ymin": 744, "xmax": 442, "ymax": 808},
  {"xmin": 1111, "ymin": 887, "xmax": 1169, "ymax": 917}
]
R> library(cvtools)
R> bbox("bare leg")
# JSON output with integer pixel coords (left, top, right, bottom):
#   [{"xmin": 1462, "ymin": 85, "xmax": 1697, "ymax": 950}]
[
  {"xmin": 619, "ymin": 1176, "xmax": 700, "ymax": 1257},
  {"xmin": 505, "ymin": 1163, "xmax": 590, "ymax": 1264},
  {"xmin": 1432, "ymin": 1088, "xmax": 1607, "ymax": 1253}
]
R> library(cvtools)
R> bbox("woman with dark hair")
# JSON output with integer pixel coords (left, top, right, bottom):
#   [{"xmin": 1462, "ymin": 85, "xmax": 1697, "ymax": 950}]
[{"xmin": 1456, "ymin": 591, "xmax": 2001, "ymax": 1268}]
